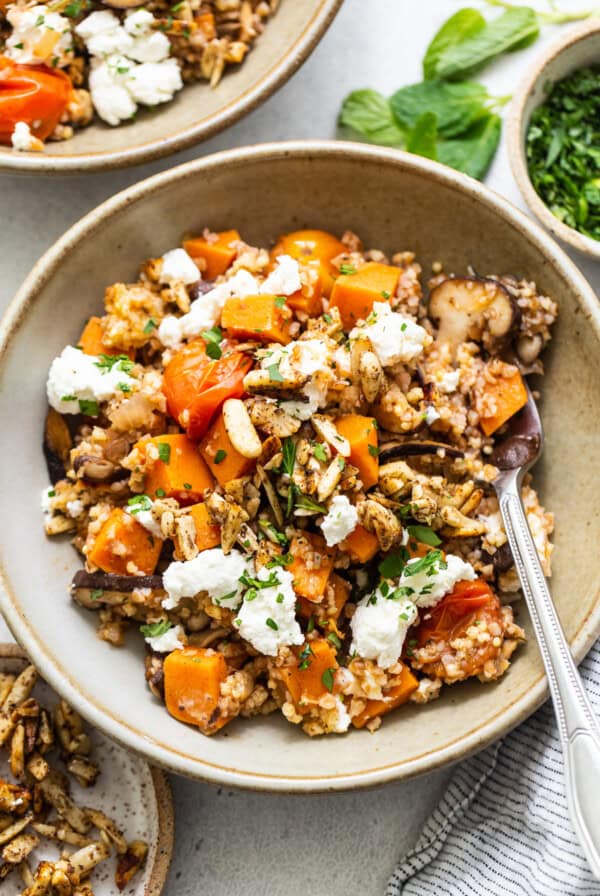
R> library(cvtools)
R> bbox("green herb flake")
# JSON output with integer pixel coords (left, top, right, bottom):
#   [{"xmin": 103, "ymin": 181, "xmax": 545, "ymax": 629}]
[
  {"xmin": 143, "ymin": 318, "xmax": 157, "ymax": 334},
  {"xmin": 90, "ymin": 588, "xmax": 103, "ymax": 601},
  {"xmin": 61, "ymin": 394, "xmax": 77, "ymax": 402},
  {"xmin": 78, "ymin": 399, "xmax": 99, "ymax": 417},
  {"xmin": 312, "ymin": 442, "xmax": 328, "ymax": 463},
  {"xmin": 140, "ymin": 620, "xmax": 172, "ymax": 638},
  {"xmin": 267, "ymin": 362, "xmax": 284, "ymax": 382},
  {"xmin": 327, "ymin": 631, "xmax": 342, "ymax": 649},
  {"xmin": 95, "ymin": 353, "xmax": 134, "ymax": 375},
  {"xmin": 158, "ymin": 442, "xmax": 171, "ymax": 464},
  {"xmin": 265, "ymin": 617, "xmax": 279, "ymax": 631},
  {"xmin": 381, "ymin": 290, "xmax": 391, "ymax": 299},
  {"xmin": 214, "ymin": 449, "xmax": 227, "ymax": 465},
  {"xmin": 368, "ymin": 444, "xmax": 379, "ymax": 457},
  {"xmin": 117, "ymin": 382, "xmax": 132, "ymax": 393},
  {"xmin": 321, "ymin": 667, "xmax": 335, "ymax": 692},
  {"xmin": 323, "ymin": 312, "xmax": 333, "ymax": 324},
  {"xmin": 378, "ymin": 547, "xmax": 410, "ymax": 579},
  {"xmin": 339, "ymin": 263, "xmax": 357, "ymax": 276},
  {"xmin": 183, "ymin": 482, "xmax": 192, "ymax": 490},
  {"xmin": 201, "ymin": 325, "xmax": 223, "ymax": 360},
  {"xmin": 406, "ymin": 524, "xmax": 442, "ymax": 547},
  {"xmin": 155, "ymin": 488, "xmax": 166, "ymax": 497},
  {"xmin": 274, "ymin": 295, "xmax": 287, "ymax": 308},
  {"xmin": 127, "ymin": 494, "xmax": 152, "ymax": 514}
]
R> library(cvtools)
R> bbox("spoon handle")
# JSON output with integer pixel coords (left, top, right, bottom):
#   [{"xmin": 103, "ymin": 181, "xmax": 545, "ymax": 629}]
[{"xmin": 496, "ymin": 469, "xmax": 600, "ymax": 879}]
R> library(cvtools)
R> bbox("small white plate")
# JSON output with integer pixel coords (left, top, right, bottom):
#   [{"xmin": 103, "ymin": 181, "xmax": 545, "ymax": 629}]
[{"xmin": 0, "ymin": 644, "xmax": 173, "ymax": 896}]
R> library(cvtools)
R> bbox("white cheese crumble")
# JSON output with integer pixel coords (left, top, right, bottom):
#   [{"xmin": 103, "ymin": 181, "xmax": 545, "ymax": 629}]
[
  {"xmin": 399, "ymin": 552, "xmax": 476, "ymax": 609},
  {"xmin": 279, "ymin": 380, "xmax": 328, "ymax": 421},
  {"xmin": 321, "ymin": 495, "xmax": 358, "ymax": 547},
  {"xmin": 144, "ymin": 623, "xmax": 184, "ymax": 653},
  {"xmin": 424, "ymin": 405, "xmax": 441, "ymax": 426},
  {"xmin": 162, "ymin": 548, "xmax": 247, "ymax": 611},
  {"xmin": 160, "ymin": 249, "xmax": 199, "ymax": 286},
  {"xmin": 66, "ymin": 500, "xmax": 84, "ymax": 519},
  {"xmin": 234, "ymin": 567, "xmax": 303, "ymax": 656},
  {"xmin": 46, "ymin": 346, "xmax": 135, "ymax": 415},
  {"xmin": 436, "ymin": 368, "xmax": 460, "ymax": 394},
  {"xmin": 260, "ymin": 255, "xmax": 302, "ymax": 296},
  {"xmin": 6, "ymin": 4, "xmax": 73, "ymax": 67},
  {"xmin": 260, "ymin": 338, "xmax": 330, "ymax": 380},
  {"xmin": 11, "ymin": 122, "xmax": 40, "ymax": 152},
  {"xmin": 332, "ymin": 697, "xmax": 351, "ymax": 733},
  {"xmin": 76, "ymin": 10, "xmax": 182, "ymax": 126},
  {"xmin": 41, "ymin": 487, "xmax": 54, "ymax": 514},
  {"xmin": 158, "ymin": 269, "xmax": 259, "ymax": 347},
  {"xmin": 350, "ymin": 593, "xmax": 418, "ymax": 669},
  {"xmin": 352, "ymin": 302, "xmax": 429, "ymax": 367},
  {"xmin": 126, "ymin": 505, "xmax": 163, "ymax": 539}
]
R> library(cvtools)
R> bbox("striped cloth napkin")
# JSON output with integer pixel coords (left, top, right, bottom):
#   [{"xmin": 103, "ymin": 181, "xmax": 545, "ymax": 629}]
[{"xmin": 387, "ymin": 641, "xmax": 600, "ymax": 896}]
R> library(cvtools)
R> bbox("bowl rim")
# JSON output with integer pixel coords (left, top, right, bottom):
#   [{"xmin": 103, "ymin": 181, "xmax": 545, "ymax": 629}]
[
  {"xmin": 2, "ymin": 140, "xmax": 600, "ymax": 792},
  {"xmin": 0, "ymin": 0, "xmax": 342, "ymax": 175},
  {"xmin": 507, "ymin": 19, "xmax": 600, "ymax": 261}
]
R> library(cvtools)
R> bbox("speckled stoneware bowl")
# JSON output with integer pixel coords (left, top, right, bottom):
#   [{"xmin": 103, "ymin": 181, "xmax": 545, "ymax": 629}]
[
  {"xmin": 507, "ymin": 20, "xmax": 600, "ymax": 261},
  {"xmin": 0, "ymin": 644, "xmax": 173, "ymax": 895},
  {"xmin": 1, "ymin": 141, "xmax": 600, "ymax": 792},
  {"xmin": 0, "ymin": 1, "xmax": 341, "ymax": 174}
]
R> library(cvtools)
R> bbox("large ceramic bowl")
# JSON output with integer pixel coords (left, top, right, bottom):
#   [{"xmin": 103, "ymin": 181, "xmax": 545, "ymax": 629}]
[
  {"xmin": 1, "ymin": 142, "xmax": 600, "ymax": 792},
  {"xmin": 0, "ymin": 1, "xmax": 341, "ymax": 174},
  {"xmin": 507, "ymin": 20, "xmax": 600, "ymax": 261}
]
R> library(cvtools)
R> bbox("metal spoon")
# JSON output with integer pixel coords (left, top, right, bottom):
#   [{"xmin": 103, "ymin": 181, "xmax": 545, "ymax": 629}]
[{"xmin": 491, "ymin": 383, "xmax": 600, "ymax": 878}]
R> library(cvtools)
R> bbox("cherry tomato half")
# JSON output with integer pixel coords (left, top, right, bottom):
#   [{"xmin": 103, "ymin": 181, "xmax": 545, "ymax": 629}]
[
  {"xmin": 415, "ymin": 578, "xmax": 494, "ymax": 647},
  {"xmin": 0, "ymin": 56, "xmax": 73, "ymax": 144}
]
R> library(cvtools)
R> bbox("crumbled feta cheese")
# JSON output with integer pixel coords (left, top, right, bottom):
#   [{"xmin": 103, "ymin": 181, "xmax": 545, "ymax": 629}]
[
  {"xmin": 127, "ymin": 506, "xmax": 163, "ymax": 539},
  {"xmin": 350, "ymin": 593, "xmax": 418, "ymax": 669},
  {"xmin": 41, "ymin": 487, "xmax": 54, "ymax": 514},
  {"xmin": 126, "ymin": 59, "xmax": 182, "ymax": 105},
  {"xmin": 162, "ymin": 548, "xmax": 247, "ymax": 611},
  {"xmin": 333, "ymin": 346, "xmax": 352, "ymax": 379},
  {"xmin": 77, "ymin": 10, "xmax": 182, "ymax": 125},
  {"xmin": 332, "ymin": 697, "xmax": 351, "ymax": 733},
  {"xmin": 260, "ymin": 255, "xmax": 302, "ymax": 296},
  {"xmin": 46, "ymin": 346, "xmax": 134, "ymax": 415},
  {"xmin": 261, "ymin": 338, "xmax": 330, "ymax": 381},
  {"xmin": 424, "ymin": 405, "xmax": 440, "ymax": 425},
  {"xmin": 321, "ymin": 495, "xmax": 358, "ymax": 547},
  {"xmin": 280, "ymin": 380, "xmax": 328, "ymax": 421},
  {"xmin": 436, "ymin": 368, "xmax": 460, "ymax": 394},
  {"xmin": 158, "ymin": 269, "xmax": 259, "ymax": 347},
  {"xmin": 352, "ymin": 302, "xmax": 429, "ymax": 367},
  {"xmin": 6, "ymin": 4, "xmax": 73, "ymax": 67},
  {"xmin": 66, "ymin": 500, "xmax": 84, "ymax": 519},
  {"xmin": 160, "ymin": 249, "xmax": 199, "ymax": 286},
  {"xmin": 11, "ymin": 122, "xmax": 41, "ymax": 152},
  {"xmin": 144, "ymin": 623, "xmax": 184, "ymax": 653},
  {"xmin": 234, "ymin": 567, "xmax": 303, "ymax": 656},
  {"xmin": 399, "ymin": 552, "xmax": 476, "ymax": 609}
]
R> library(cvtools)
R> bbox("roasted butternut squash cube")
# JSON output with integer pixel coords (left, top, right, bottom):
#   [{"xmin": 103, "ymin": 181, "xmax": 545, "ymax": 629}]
[
  {"xmin": 142, "ymin": 434, "xmax": 214, "ymax": 505},
  {"xmin": 352, "ymin": 665, "xmax": 418, "ymax": 729},
  {"xmin": 341, "ymin": 524, "xmax": 379, "ymax": 563},
  {"xmin": 221, "ymin": 293, "xmax": 292, "ymax": 345},
  {"xmin": 88, "ymin": 507, "xmax": 162, "ymax": 576},
  {"xmin": 164, "ymin": 647, "xmax": 230, "ymax": 734},
  {"xmin": 279, "ymin": 638, "xmax": 339, "ymax": 710},
  {"xmin": 329, "ymin": 262, "xmax": 400, "ymax": 329},
  {"xmin": 78, "ymin": 316, "xmax": 135, "ymax": 360},
  {"xmin": 335, "ymin": 415, "xmax": 379, "ymax": 490},
  {"xmin": 270, "ymin": 229, "xmax": 346, "ymax": 297},
  {"xmin": 288, "ymin": 532, "xmax": 334, "ymax": 602},
  {"xmin": 183, "ymin": 230, "xmax": 240, "ymax": 280},
  {"xmin": 199, "ymin": 411, "xmax": 255, "ymax": 487},
  {"xmin": 188, "ymin": 503, "xmax": 221, "ymax": 552}
]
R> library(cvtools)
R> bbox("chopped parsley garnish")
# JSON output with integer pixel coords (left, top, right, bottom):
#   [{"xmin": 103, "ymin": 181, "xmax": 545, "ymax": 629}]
[
  {"xmin": 95, "ymin": 353, "xmax": 134, "ymax": 374},
  {"xmin": 321, "ymin": 667, "xmax": 335, "ymax": 692},
  {"xmin": 306, "ymin": 615, "xmax": 315, "ymax": 633},
  {"xmin": 90, "ymin": 588, "xmax": 103, "ymax": 601},
  {"xmin": 400, "ymin": 322, "xmax": 408, "ymax": 332},
  {"xmin": 140, "ymin": 620, "xmax": 172, "ymax": 638},
  {"xmin": 339, "ymin": 263, "xmax": 357, "ymax": 276},
  {"xmin": 47, "ymin": 490, "xmax": 56, "ymax": 498},
  {"xmin": 326, "ymin": 631, "xmax": 342, "ymax": 649},
  {"xmin": 117, "ymin": 382, "xmax": 132, "ymax": 393},
  {"xmin": 61, "ymin": 394, "xmax": 77, "ymax": 402},
  {"xmin": 239, "ymin": 571, "xmax": 280, "ymax": 590},
  {"xmin": 63, "ymin": 0, "xmax": 86, "ymax": 17},
  {"xmin": 155, "ymin": 488, "xmax": 166, "ymax": 497},
  {"xmin": 323, "ymin": 313, "xmax": 333, "ymax": 324},
  {"xmin": 403, "ymin": 549, "xmax": 446, "ymax": 578},
  {"xmin": 158, "ymin": 442, "xmax": 171, "ymax": 464},
  {"xmin": 298, "ymin": 643, "xmax": 314, "ymax": 670},
  {"xmin": 312, "ymin": 442, "xmax": 327, "ymax": 463},
  {"xmin": 35, "ymin": 14, "xmax": 45, "ymax": 24},
  {"xmin": 274, "ymin": 295, "xmax": 287, "ymax": 308},
  {"xmin": 78, "ymin": 399, "xmax": 99, "ymax": 417},
  {"xmin": 381, "ymin": 290, "xmax": 391, "ymax": 299},
  {"xmin": 214, "ymin": 449, "xmax": 227, "ymax": 465},
  {"xmin": 294, "ymin": 493, "xmax": 327, "ymax": 514},
  {"xmin": 406, "ymin": 524, "xmax": 442, "ymax": 547},
  {"xmin": 265, "ymin": 617, "xmax": 279, "ymax": 631},
  {"xmin": 368, "ymin": 444, "xmax": 379, "ymax": 457},
  {"xmin": 13, "ymin": 42, "xmax": 24, "ymax": 49},
  {"xmin": 183, "ymin": 482, "xmax": 192, "ymax": 490},
  {"xmin": 267, "ymin": 362, "xmax": 284, "ymax": 382},
  {"xmin": 378, "ymin": 547, "xmax": 409, "ymax": 579},
  {"xmin": 127, "ymin": 494, "xmax": 152, "ymax": 514},
  {"xmin": 266, "ymin": 553, "xmax": 293, "ymax": 569},
  {"xmin": 337, "ymin": 457, "xmax": 346, "ymax": 470},
  {"xmin": 275, "ymin": 593, "xmax": 285, "ymax": 604},
  {"xmin": 201, "ymin": 325, "xmax": 223, "ymax": 360},
  {"xmin": 143, "ymin": 318, "xmax": 157, "ymax": 334},
  {"xmin": 281, "ymin": 438, "xmax": 296, "ymax": 477}
]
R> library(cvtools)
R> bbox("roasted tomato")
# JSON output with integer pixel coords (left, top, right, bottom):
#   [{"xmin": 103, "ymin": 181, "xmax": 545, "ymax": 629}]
[
  {"xmin": 163, "ymin": 340, "xmax": 252, "ymax": 440},
  {"xmin": 0, "ymin": 57, "xmax": 73, "ymax": 144}
]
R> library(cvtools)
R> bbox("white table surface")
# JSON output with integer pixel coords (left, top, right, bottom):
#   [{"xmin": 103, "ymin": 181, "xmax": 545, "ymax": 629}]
[{"xmin": 1, "ymin": 1, "xmax": 599, "ymax": 893}]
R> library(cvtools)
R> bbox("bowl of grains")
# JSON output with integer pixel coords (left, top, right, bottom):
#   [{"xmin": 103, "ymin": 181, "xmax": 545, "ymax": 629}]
[
  {"xmin": 1, "ymin": 141, "xmax": 600, "ymax": 791},
  {"xmin": 507, "ymin": 20, "xmax": 600, "ymax": 261},
  {"xmin": 0, "ymin": 0, "xmax": 342, "ymax": 173}
]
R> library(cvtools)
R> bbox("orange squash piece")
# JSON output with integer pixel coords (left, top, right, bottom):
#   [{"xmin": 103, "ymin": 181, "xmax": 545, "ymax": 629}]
[
  {"xmin": 476, "ymin": 367, "xmax": 528, "ymax": 437},
  {"xmin": 279, "ymin": 638, "xmax": 339, "ymax": 710},
  {"xmin": 270, "ymin": 229, "xmax": 345, "ymax": 297},
  {"xmin": 164, "ymin": 647, "xmax": 230, "ymax": 734},
  {"xmin": 297, "ymin": 573, "xmax": 351, "ymax": 623},
  {"xmin": 352, "ymin": 665, "xmax": 418, "ymax": 729},
  {"xmin": 288, "ymin": 532, "xmax": 335, "ymax": 602},
  {"xmin": 183, "ymin": 230, "xmax": 240, "ymax": 280},
  {"xmin": 78, "ymin": 317, "xmax": 135, "ymax": 360},
  {"xmin": 335, "ymin": 415, "xmax": 379, "ymax": 490},
  {"xmin": 199, "ymin": 410, "xmax": 255, "ymax": 487},
  {"xmin": 142, "ymin": 434, "xmax": 214, "ymax": 505},
  {"xmin": 221, "ymin": 293, "xmax": 292, "ymax": 345},
  {"xmin": 196, "ymin": 11, "xmax": 216, "ymax": 40},
  {"xmin": 188, "ymin": 503, "xmax": 221, "ymax": 552},
  {"xmin": 286, "ymin": 264, "xmax": 324, "ymax": 316},
  {"xmin": 341, "ymin": 524, "xmax": 379, "ymax": 563},
  {"xmin": 88, "ymin": 507, "xmax": 162, "ymax": 576},
  {"xmin": 329, "ymin": 262, "xmax": 400, "ymax": 329}
]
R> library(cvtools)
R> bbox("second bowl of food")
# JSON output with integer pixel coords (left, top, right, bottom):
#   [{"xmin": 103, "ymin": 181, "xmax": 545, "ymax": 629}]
[
  {"xmin": 0, "ymin": 0, "xmax": 342, "ymax": 172},
  {"xmin": 1, "ymin": 141, "xmax": 600, "ymax": 791}
]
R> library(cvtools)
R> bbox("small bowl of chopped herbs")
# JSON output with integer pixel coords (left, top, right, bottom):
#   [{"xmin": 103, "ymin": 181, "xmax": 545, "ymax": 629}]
[{"xmin": 508, "ymin": 20, "xmax": 600, "ymax": 260}]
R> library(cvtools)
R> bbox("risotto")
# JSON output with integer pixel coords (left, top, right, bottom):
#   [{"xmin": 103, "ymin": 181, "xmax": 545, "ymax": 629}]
[{"xmin": 41, "ymin": 227, "xmax": 557, "ymax": 736}]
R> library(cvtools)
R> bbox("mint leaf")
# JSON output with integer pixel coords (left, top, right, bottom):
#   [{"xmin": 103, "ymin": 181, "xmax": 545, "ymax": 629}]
[
  {"xmin": 406, "ymin": 112, "xmax": 438, "ymax": 161},
  {"xmin": 339, "ymin": 89, "xmax": 405, "ymax": 146},
  {"xmin": 438, "ymin": 113, "xmax": 502, "ymax": 180},
  {"xmin": 423, "ymin": 8, "xmax": 486, "ymax": 80},
  {"xmin": 391, "ymin": 80, "xmax": 490, "ymax": 138}
]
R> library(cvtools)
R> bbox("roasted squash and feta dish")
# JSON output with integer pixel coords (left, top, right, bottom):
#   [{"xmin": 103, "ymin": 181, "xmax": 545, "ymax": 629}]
[{"xmin": 42, "ymin": 227, "xmax": 557, "ymax": 736}]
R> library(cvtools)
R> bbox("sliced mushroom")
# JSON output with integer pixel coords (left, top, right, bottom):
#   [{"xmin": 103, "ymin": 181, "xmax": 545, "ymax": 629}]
[
  {"xmin": 429, "ymin": 277, "xmax": 518, "ymax": 348},
  {"xmin": 71, "ymin": 571, "xmax": 164, "ymax": 609},
  {"xmin": 379, "ymin": 440, "xmax": 464, "ymax": 463},
  {"xmin": 72, "ymin": 454, "xmax": 127, "ymax": 483},
  {"xmin": 43, "ymin": 409, "xmax": 72, "ymax": 484}
]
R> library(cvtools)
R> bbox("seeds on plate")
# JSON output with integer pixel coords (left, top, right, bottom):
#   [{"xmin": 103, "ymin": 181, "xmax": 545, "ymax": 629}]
[{"xmin": 43, "ymin": 226, "xmax": 557, "ymax": 736}]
